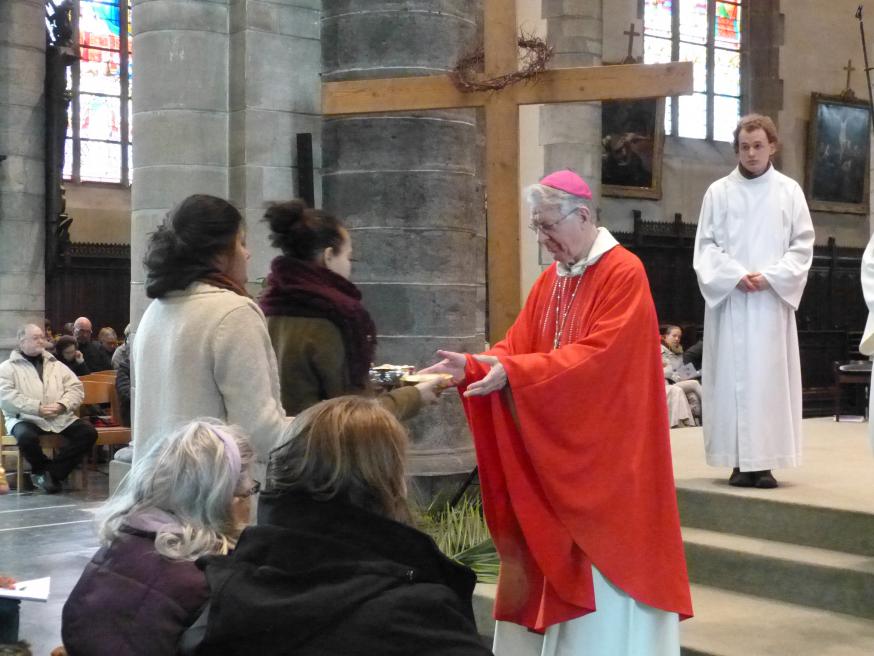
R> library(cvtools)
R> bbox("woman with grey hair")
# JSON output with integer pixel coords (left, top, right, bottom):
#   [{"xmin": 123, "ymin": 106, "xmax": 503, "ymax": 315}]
[{"xmin": 61, "ymin": 419, "xmax": 258, "ymax": 656}]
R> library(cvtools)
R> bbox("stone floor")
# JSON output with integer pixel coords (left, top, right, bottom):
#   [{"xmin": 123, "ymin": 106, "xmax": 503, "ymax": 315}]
[
  {"xmin": 6, "ymin": 418, "xmax": 874, "ymax": 655},
  {"xmin": 1, "ymin": 471, "xmax": 106, "ymax": 654}
]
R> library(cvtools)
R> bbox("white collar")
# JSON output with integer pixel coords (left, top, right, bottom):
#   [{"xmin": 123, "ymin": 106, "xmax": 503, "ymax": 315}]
[{"xmin": 556, "ymin": 228, "xmax": 619, "ymax": 277}]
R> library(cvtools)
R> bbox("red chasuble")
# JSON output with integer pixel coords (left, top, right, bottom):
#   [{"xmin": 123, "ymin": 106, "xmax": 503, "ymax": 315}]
[{"xmin": 460, "ymin": 245, "xmax": 693, "ymax": 631}]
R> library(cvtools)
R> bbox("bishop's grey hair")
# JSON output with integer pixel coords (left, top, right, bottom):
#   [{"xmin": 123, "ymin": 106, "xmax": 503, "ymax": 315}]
[{"xmin": 524, "ymin": 183, "xmax": 591, "ymax": 220}]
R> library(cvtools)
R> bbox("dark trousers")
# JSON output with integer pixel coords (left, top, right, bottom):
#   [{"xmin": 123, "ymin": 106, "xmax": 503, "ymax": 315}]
[
  {"xmin": 11, "ymin": 419, "xmax": 98, "ymax": 482},
  {"xmin": 0, "ymin": 599, "xmax": 19, "ymax": 644}
]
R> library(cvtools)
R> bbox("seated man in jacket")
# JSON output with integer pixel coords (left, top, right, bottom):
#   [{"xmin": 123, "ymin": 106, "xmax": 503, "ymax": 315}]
[{"xmin": 0, "ymin": 324, "xmax": 97, "ymax": 493}]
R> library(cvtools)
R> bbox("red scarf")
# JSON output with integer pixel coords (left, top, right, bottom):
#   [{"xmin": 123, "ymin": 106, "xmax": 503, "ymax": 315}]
[
  {"xmin": 199, "ymin": 272, "xmax": 251, "ymax": 298},
  {"xmin": 259, "ymin": 257, "xmax": 376, "ymax": 388}
]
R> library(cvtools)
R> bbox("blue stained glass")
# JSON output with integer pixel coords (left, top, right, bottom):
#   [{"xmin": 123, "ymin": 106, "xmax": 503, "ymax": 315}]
[{"xmin": 79, "ymin": 0, "xmax": 120, "ymax": 42}]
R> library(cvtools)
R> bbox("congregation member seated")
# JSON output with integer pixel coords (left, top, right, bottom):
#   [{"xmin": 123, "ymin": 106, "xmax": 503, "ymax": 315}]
[
  {"xmin": 259, "ymin": 200, "xmax": 444, "ymax": 416},
  {"xmin": 112, "ymin": 326, "xmax": 131, "ymax": 427},
  {"xmin": 661, "ymin": 324, "xmax": 703, "ymax": 427},
  {"xmin": 0, "ymin": 324, "xmax": 97, "ymax": 493},
  {"xmin": 43, "ymin": 319, "xmax": 56, "ymax": 354},
  {"xmin": 62, "ymin": 419, "xmax": 256, "ymax": 656},
  {"xmin": 54, "ymin": 335, "xmax": 90, "ymax": 376},
  {"xmin": 72, "ymin": 317, "xmax": 112, "ymax": 372},
  {"xmin": 185, "ymin": 396, "xmax": 490, "ymax": 656},
  {"xmin": 111, "ymin": 324, "xmax": 130, "ymax": 370},
  {"xmin": 96, "ymin": 327, "xmax": 118, "ymax": 361}
]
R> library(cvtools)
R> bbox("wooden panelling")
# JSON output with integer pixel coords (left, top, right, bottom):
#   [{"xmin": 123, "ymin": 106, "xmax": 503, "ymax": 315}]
[{"xmin": 45, "ymin": 242, "xmax": 130, "ymax": 337}]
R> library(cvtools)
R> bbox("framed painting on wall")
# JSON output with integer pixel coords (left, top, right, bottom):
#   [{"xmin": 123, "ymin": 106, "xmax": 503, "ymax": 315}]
[
  {"xmin": 804, "ymin": 92, "xmax": 870, "ymax": 214},
  {"xmin": 601, "ymin": 97, "xmax": 665, "ymax": 200}
]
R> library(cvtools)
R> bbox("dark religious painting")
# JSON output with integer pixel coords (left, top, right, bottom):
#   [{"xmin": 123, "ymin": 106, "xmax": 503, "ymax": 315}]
[
  {"xmin": 805, "ymin": 93, "xmax": 870, "ymax": 214},
  {"xmin": 601, "ymin": 98, "xmax": 664, "ymax": 199}
]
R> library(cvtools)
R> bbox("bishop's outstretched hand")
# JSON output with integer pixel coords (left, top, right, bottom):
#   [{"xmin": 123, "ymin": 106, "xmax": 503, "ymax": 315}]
[
  {"xmin": 419, "ymin": 349, "xmax": 468, "ymax": 385},
  {"xmin": 464, "ymin": 355, "xmax": 507, "ymax": 397}
]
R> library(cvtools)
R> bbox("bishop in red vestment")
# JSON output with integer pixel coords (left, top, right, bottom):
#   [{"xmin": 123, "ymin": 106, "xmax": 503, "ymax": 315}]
[{"xmin": 422, "ymin": 171, "xmax": 692, "ymax": 654}]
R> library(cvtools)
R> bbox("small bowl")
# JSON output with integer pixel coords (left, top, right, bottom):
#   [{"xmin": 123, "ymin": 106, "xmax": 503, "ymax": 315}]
[{"xmin": 369, "ymin": 364, "xmax": 415, "ymax": 389}]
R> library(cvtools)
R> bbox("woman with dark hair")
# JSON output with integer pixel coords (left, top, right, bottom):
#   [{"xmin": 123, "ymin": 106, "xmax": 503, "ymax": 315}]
[
  {"xmin": 188, "ymin": 396, "xmax": 491, "ymax": 656},
  {"xmin": 55, "ymin": 335, "xmax": 90, "ymax": 376},
  {"xmin": 132, "ymin": 194, "xmax": 292, "ymax": 477},
  {"xmin": 259, "ymin": 200, "xmax": 443, "ymax": 417}
]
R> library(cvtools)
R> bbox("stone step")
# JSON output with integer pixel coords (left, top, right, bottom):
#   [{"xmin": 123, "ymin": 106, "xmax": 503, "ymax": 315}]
[
  {"xmin": 473, "ymin": 583, "xmax": 874, "ymax": 655},
  {"xmin": 677, "ymin": 485, "xmax": 874, "ymax": 557},
  {"xmin": 683, "ymin": 526, "xmax": 874, "ymax": 619},
  {"xmin": 681, "ymin": 584, "xmax": 874, "ymax": 656}
]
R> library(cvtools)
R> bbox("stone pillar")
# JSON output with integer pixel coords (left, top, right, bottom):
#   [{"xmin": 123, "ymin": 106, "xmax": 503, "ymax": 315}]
[
  {"xmin": 541, "ymin": 0, "xmax": 603, "ymax": 208},
  {"xmin": 130, "ymin": 0, "xmax": 230, "ymax": 328},
  {"xmin": 228, "ymin": 0, "xmax": 322, "ymax": 283},
  {"xmin": 0, "ymin": 0, "xmax": 46, "ymax": 358},
  {"xmin": 746, "ymin": 0, "xmax": 784, "ymax": 120},
  {"xmin": 321, "ymin": 0, "xmax": 486, "ymax": 491}
]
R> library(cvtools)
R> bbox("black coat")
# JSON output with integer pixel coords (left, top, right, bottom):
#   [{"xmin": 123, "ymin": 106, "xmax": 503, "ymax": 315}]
[{"xmin": 192, "ymin": 493, "xmax": 492, "ymax": 656}]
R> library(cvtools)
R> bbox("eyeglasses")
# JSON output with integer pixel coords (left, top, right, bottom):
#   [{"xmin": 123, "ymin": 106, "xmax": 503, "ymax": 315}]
[
  {"xmin": 528, "ymin": 207, "xmax": 579, "ymax": 234},
  {"xmin": 235, "ymin": 480, "xmax": 261, "ymax": 499}
]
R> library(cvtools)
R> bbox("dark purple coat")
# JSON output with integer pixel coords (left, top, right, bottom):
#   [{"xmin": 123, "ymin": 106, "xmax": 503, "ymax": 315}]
[{"xmin": 62, "ymin": 526, "xmax": 209, "ymax": 656}]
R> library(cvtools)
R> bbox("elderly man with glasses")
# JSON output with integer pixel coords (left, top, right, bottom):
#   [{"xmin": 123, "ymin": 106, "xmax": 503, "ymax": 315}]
[{"xmin": 421, "ymin": 170, "xmax": 691, "ymax": 656}]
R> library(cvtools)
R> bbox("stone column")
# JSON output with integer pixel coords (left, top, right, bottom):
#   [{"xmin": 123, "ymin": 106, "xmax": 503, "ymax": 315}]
[
  {"xmin": 0, "ymin": 0, "xmax": 46, "ymax": 358},
  {"xmin": 321, "ymin": 0, "xmax": 486, "ymax": 492},
  {"xmin": 228, "ymin": 0, "xmax": 321, "ymax": 284},
  {"xmin": 130, "ymin": 0, "xmax": 230, "ymax": 328},
  {"xmin": 541, "ymin": 0, "xmax": 603, "ymax": 208}
]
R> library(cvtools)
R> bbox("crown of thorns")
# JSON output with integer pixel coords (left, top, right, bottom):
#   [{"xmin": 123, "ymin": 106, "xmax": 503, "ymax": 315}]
[{"xmin": 451, "ymin": 35, "xmax": 554, "ymax": 92}]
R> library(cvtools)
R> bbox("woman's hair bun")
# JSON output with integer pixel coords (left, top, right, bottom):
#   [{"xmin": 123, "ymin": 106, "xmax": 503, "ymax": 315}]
[
  {"xmin": 265, "ymin": 200, "xmax": 345, "ymax": 262},
  {"xmin": 265, "ymin": 199, "xmax": 308, "ymax": 237}
]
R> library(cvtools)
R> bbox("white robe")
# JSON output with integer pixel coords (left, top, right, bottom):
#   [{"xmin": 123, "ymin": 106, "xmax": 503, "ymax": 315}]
[
  {"xmin": 858, "ymin": 235, "xmax": 874, "ymax": 448},
  {"xmin": 492, "ymin": 566, "xmax": 679, "ymax": 656},
  {"xmin": 693, "ymin": 166, "xmax": 814, "ymax": 471}
]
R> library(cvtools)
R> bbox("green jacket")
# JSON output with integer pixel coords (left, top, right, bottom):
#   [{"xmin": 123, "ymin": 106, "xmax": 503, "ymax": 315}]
[{"xmin": 267, "ymin": 316, "xmax": 422, "ymax": 420}]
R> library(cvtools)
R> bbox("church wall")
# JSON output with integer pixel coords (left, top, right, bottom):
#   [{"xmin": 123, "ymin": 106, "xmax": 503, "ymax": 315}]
[
  {"xmin": 65, "ymin": 183, "xmax": 131, "ymax": 244},
  {"xmin": 779, "ymin": 0, "xmax": 869, "ymax": 247}
]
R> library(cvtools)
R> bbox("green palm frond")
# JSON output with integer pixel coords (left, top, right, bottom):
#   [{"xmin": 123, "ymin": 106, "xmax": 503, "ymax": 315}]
[{"xmin": 415, "ymin": 495, "xmax": 499, "ymax": 583}]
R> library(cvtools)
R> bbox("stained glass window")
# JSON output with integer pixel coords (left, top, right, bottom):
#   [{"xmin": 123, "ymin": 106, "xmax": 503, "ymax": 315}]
[
  {"xmin": 60, "ymin": 0, "xmax": 132, "ymax": 184},
  {"xmin": 644, "ymin": 0, "xmax": 743, "ymax": 142}
]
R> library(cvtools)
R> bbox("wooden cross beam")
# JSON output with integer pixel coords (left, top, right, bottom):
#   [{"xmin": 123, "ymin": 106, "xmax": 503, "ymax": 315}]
[{"xmin": 323, "ymin": 0, "xmax": 692, "ymax": 342}]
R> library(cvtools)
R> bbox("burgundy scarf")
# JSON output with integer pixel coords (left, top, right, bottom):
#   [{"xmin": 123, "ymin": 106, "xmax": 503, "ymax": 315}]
[
  {"xmin": 259, "ymin": 257, "xmax": 376, "ymax": 388},
  {"xmin": 199, "ymin": 272, "xmax": 251, "ymax": 298}
]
